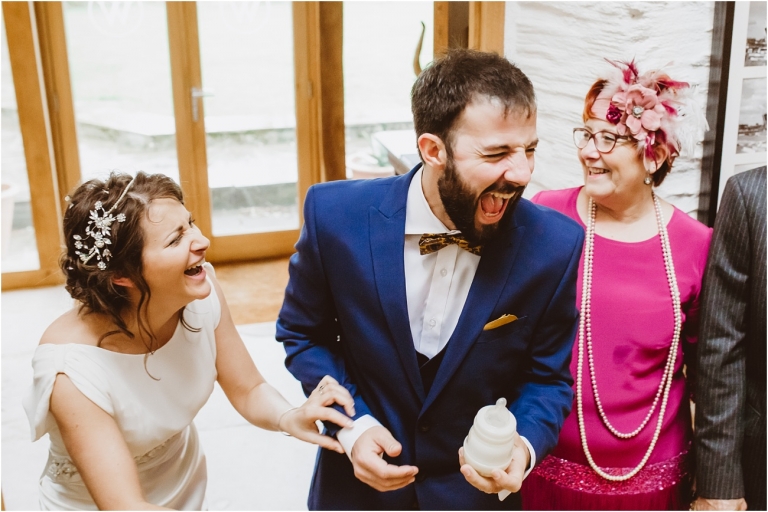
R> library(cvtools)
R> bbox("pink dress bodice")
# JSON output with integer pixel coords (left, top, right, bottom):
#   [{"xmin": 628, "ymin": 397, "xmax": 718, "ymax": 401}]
[{"xmin": 532, "ymin": 187, "xmax": 711, "ymax": 468}]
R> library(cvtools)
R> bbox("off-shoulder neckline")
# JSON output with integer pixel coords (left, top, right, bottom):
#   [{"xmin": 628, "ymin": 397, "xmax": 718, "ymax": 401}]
[{"xmin": 36, "ymin": 319, "xmax": 185, "ymax": 358}]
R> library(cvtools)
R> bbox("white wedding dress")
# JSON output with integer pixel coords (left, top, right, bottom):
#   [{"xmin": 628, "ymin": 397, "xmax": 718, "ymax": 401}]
[{"xmin": 23, "ymin": 271, "xmax": 221, "ymax": 510}]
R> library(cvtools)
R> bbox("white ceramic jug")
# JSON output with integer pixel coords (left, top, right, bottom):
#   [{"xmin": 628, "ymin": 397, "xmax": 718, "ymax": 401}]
[{"xmin": 463, "ymin": 397, "xmax": 517, "ymax": 500}]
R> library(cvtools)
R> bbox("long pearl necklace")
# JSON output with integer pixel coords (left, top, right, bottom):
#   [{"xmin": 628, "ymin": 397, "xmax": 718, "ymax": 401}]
[{"xmin": 576, "ymin": 192, "xmax": 682, "ymax": 481}]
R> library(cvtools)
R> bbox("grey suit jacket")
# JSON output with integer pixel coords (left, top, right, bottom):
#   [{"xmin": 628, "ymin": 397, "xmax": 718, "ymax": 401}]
[{"xmin": 695, "ymin": 166, "xmax": 766, "ymax": 508}]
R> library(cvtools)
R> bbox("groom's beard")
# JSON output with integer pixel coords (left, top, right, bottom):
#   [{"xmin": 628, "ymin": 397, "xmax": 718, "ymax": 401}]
[{"xmin": 437, "ymin": 155, "xmax": 525, "ymax": 246}]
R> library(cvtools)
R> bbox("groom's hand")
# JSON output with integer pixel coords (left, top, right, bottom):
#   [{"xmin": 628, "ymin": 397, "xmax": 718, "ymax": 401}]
[{"xmin": 350, "ymin": 426, "xmax": 418, "ymax": 492}]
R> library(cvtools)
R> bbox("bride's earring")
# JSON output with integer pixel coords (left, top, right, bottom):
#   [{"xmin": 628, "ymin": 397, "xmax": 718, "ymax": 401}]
[{"xmin": 644, "ymin": 171, "xmax": 652, "ymax": 185}]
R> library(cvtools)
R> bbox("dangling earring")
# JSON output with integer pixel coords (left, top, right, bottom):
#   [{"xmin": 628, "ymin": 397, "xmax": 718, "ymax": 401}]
[
  {"xmin": 642, "ymin": 152, "xmax": 657, "ymax": 186},
  {"xmin": 644, "ymin": 171, "xmax": 652, "ymax": 186}
]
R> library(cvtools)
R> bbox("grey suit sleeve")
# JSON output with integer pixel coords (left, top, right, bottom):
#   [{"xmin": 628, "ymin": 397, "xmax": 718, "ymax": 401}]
[{"xmin": 694, "ymin": 178, "xmax": 750, "ymax": 500}]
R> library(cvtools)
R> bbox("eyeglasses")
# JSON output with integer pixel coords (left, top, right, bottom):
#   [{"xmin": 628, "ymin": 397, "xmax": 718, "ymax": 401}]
[{"xmin": 573, "ymin": 128, "xmax": 632, "ymax": 154}]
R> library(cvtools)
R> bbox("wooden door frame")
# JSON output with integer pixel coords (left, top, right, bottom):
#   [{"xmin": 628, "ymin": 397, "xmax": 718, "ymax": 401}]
[
  {"xmin": 34, "ymin": 2, "xmax": 80, "ymax": 210},
  {"xmin": 435, "ymin": 1, "xmax": 505, "ymax": 56},
  {"xmin": 469, "ymin": 1, "xmax": 505, "ymax": 55},
  {"xmin": 294, "ymin": 1, "xmax": 346, "ymax": 184},
  {"xmin": 166, "ymin": 2, "xmax": 212, "ymax": 239},
  {"xmin": 1, "ymin": 1, "xmax": 64, "ymax": 290}
]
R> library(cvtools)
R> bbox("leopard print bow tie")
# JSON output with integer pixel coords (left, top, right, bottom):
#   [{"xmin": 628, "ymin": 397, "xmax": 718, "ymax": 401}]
[{"xmin": 418, "ymin": 233, "xmax": 483, "ymax": 256}]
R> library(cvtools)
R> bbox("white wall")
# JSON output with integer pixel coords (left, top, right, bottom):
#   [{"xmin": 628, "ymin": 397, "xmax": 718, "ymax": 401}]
[{"xmin": 506, "ymin": 1, "xmax": 715, "ymax": 216}]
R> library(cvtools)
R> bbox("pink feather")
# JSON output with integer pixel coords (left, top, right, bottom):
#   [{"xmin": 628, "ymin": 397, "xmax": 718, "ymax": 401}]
[
  {"xmin": 624, "ymin": 59, "xmax": 639, "ymax": 83},
  {"xmin": 657, "ymin": 78, "xmax": 689, "ymax": 90},
  {"xmin": 661, "ymin": 102, "xmax": 678, "ymax": 115},
  {"xmin": 645, "ymin": 139, "xmax": 656, "ymax": 160},
  {"xmin": 604, "ymin": 58, "xmax": 639, "ymax": 84}
]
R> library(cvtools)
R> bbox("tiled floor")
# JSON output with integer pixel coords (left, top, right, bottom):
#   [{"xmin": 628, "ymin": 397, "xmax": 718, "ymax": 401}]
[{"xmin": 1, "ymin": 285, "xmax": 318, "ymax": 510}]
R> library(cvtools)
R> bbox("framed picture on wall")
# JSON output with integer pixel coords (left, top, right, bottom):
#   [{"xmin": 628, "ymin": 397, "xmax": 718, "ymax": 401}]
[{"xmin": 717, "ymin": 1, "xmax": 767, "ymax": 204}]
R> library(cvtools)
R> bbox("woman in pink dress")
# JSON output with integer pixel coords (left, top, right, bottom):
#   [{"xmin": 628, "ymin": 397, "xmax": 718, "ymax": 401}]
[{"xmin": 521, "ymin": 60, "xmax": 711, "ymax": 510}]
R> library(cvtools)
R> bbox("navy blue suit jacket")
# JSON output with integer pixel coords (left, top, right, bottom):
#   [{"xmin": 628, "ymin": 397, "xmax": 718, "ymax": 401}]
[{"xmin": 276, "ymin": 168, "xmax": 584, "ymax": 510}]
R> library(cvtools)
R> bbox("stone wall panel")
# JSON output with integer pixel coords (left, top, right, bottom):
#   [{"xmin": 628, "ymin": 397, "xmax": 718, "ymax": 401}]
[{"xmin": 505, "ymin": 1, "xmax": 715, "ymax": 216}]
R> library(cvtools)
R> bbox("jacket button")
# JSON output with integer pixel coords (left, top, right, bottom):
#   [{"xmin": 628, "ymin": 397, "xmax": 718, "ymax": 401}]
[
  {"xmin": 415, "ymin": 473, "xmax": 426, "ymax": 482},
  {"xmin": 419, "ymin": 423, "xmax": 430, "ymax": 432}
]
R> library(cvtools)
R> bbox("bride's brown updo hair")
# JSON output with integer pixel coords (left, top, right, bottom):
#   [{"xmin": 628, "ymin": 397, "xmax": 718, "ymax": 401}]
[{"xmin": 60, "ymin": 171, "xmax": 188, "ymax": 351}]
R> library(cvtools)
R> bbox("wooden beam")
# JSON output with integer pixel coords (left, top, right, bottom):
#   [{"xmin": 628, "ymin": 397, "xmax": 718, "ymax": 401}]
[
  {"xmin": 450, "ymin": 2, "xmax": 470, "ymax": 50},
  {"xmin": 318, "ymin": 2, "xmax": 345, "ymax": 182},
  {"xmin": 469, "ymin": 1, "xmax": 505, "ymax": 55},
  {"xmin": 293, "ymin": 2, "xmax": 323, "ymax": 216},
  {"xmin": 206, "ymin": 230, "xmax": 300, "ymax": 263},
  {"xmin": 1, "ymin": 268, "xmax": 64, "ymax": 291},
  {"xmin": 34, "ymin": 1, "xmax": 81, "ymax": 206},
  {"xmin": 2, "ymin": 1, "xmax": 63, "ymax": 279},
  {"xmin": 293, "ymin": 2, "xmax": 345, "ymax": 185},
  {"xmin": 434, "ymin": 2, "xmax": 450, "ymax": 57},
  {"xmin": 434, "ymin": 1, "xmax": 470, "ymax": 55}
]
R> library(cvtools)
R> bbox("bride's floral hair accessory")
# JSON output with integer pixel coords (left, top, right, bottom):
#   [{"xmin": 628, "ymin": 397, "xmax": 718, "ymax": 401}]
[
  {"xmin": 73, "ymin": 177, "xmax": 135, "ymax": 270},
  {"xmin": 589, "ymin": 59, "xmax": 707, "ymax": 163}
]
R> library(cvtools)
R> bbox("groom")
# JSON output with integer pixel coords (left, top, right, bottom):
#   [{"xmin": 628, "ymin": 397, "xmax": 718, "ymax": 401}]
[{"xmin": 277, "ymin": 49, "xmax": 583, "ymax": 510}]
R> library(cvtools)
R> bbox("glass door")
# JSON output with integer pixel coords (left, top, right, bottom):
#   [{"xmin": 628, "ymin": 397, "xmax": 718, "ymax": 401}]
[
  {"xmin": 167, "ymin": 2, "xmax": 313, "ymax": 262},
  {"xmin": 2, "ymin": 1, "xmax": 356, "ymax": 288},
  {"xmin": 1, "ymin": 11, "xmax": 39, "ymax": 273},
  {"xmin": 197, "ymin": 2, "xmax": 299, "ymax": 237},
  {"xmin": 61, "ymin": 1, "xmax": 180, "ymax": 184},
  {"xmin": 343, "ymin": 2, "xmax": 434, "ymax": 179}
]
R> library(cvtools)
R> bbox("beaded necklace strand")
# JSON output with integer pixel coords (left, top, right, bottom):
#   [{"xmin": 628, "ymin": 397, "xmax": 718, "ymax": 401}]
[{"xmin": 576, "ymin": 192, "xmax": 682, "ymax": 481}]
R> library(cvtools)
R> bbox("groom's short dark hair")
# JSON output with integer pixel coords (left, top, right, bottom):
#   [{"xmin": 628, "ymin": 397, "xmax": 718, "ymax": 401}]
[{"xmin": 411, "ymin": 48, "xmax": 536, "ymax": 156}]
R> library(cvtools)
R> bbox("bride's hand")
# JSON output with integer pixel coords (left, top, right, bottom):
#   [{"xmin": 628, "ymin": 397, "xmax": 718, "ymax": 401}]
[{"xmin": 278, "ymin": 375, "xmax": 356, "ymax": 453}]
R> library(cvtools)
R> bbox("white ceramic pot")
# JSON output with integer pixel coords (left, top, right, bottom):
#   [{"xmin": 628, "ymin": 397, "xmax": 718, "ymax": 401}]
[
  {"xmin": 346, "ymin": 151, "xmax": 394, "ymax": 180},
  {"xmin": 463, "ymin": 398, "xmax": 517, "ymax": 477}
]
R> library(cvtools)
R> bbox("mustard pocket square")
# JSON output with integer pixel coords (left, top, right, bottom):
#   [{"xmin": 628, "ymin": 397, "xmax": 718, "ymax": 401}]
[{"xmin": 483, "ymin": 314, "xmax": 519, "ymax": 331}]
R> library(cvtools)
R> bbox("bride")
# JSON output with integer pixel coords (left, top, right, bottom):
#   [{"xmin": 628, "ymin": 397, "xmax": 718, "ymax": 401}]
[{"xmin": 24, "ymin": 171, "xmax": 355, "ymax": 510}]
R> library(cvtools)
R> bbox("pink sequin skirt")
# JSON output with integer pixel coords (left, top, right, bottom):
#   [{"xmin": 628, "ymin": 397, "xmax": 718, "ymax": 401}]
[{"xmin": 521, "ymin": 452, "xmax": 692, "ymax": 510}]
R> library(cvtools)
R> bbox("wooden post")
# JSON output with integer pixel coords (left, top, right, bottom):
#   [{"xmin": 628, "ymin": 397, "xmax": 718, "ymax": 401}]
[
  {"xmin": 318, "ymin": 2, "xmax": 345, "ymax": 182},
  {"xmin": 2, "ymin": 1, "xmax": 64, "ymax": 289},
  {"xmin": 434, "ymin": 1, "xmax": 469, "ymax": 56},
  {"xmin": 34, "ymin": 1, "xmax": 82, "ymax": 207},
  {"xmin": 166, "ymin": 1, "xmax": 212, "ymax": 238},
  {"xmin": 469, "ymin": 2, "xmax": 505, "ymax": 55}
]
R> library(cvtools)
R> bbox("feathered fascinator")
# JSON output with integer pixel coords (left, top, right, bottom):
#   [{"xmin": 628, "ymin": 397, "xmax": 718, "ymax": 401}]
[{"xmin": 591, "ymin": 59, "xmax": 708, "ymax": 163}]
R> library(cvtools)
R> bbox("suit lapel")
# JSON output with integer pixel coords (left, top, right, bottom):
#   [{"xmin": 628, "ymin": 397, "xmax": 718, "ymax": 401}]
[
  {"xmin": 370, "ymin": 169, "xmax": 426, "ymax": 402},
  {"xmin": 421, "ymin": 219, "xmax": 526, "ymax": 414}
]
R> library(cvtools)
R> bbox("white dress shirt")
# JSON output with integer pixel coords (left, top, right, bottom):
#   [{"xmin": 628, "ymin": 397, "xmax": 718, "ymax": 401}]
[
  {"xmin": 404, "ymin": 169, "xmax": 481, "ymax": 359},
  {"xmin": 336, "ymin": 169, "xmax": 535, "ymax": 481}
]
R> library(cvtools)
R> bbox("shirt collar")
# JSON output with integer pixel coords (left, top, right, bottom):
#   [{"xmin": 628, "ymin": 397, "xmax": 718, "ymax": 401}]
[{"xmin": 405, "ymin": 168, "xmax": 453, "ymax": 235}]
